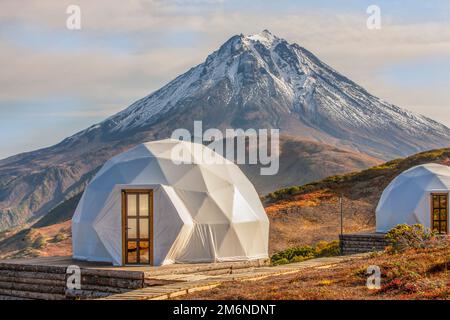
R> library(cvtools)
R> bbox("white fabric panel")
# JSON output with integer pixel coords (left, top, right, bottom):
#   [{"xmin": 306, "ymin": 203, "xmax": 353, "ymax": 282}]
[
  {"xmin": 158, "ymin": 185, "xmax": 194, "ymax": 265},
  {"xmin": 173, "ymin": 224, "xmax": 217, "ymax": 263},
  {"xmin": 92, "ymin": 187, "xmax": 123, "ymax": 265},
  {"xmin": 152, "ymin": 186, "xmax": 185, "ymax": 266},
  {"xmin": 376, "ymin": 164, "xmax": 450, "ymax": 232},
  {"xmin": 72, "ymin": 139, "xmax": 270, "ymax": 266}
]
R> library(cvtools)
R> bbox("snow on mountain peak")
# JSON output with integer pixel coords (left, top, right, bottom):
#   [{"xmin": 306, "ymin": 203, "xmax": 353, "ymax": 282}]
[{"xmin": 245, "ymin": 29, "xmax": 279, "ymax": 47}]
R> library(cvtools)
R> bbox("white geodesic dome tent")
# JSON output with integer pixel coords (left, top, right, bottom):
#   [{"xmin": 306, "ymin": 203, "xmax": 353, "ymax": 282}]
[
  {"xmin": 376, "ymin": 163, "xmax": 450, "ymax": 233},
  {"xmin": 72, "ymin": 139, "xmax": 269, "ymax": 266}
]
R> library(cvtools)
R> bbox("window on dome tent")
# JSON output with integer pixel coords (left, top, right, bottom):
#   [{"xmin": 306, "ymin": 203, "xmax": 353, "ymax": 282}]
[
  {"xmin": 122, "ymin": 189, "xmax": 154, "ymax": 265},
  {"xmin": 431, "ymin": 193, "xmax": 448, "ymax": 234}
]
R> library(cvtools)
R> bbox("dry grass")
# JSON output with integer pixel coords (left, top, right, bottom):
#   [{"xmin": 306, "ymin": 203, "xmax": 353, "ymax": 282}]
[
  {"xmin": 0, "ymin": 221, "xmax": 72, "ymax": 259},
  {"xmin": 184, "ymin": 246, "xmax": 449, "ymax": 300},
  {"xmin": 265, "ymin": 190, "xmax": 334, "ymax": 214},
  {"xmin": 267, "ymin": 193, "xmax": 375, "ymax": 253}
]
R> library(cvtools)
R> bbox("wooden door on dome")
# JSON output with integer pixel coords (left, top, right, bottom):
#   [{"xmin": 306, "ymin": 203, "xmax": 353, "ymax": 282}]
[{"xmin": 122, "ymin": 190, "xmax": 153, "ymax": 265}]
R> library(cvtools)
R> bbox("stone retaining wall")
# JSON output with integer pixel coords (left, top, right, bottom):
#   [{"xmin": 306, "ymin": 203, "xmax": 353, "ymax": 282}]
[{"xmin": 339, "ymin": 233, "xmax": 390, "ymax": 255}]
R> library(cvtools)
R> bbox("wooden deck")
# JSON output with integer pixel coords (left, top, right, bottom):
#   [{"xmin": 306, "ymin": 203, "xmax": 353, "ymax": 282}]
[{"xmin": 0, "ymin": 256, "xmax": 268, "ymax": 299}]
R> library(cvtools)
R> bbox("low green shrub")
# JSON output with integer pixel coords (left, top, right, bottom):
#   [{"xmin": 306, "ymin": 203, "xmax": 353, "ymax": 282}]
[
  {"xmin": 315, "ymin": 240, "xmax": 340, "ymax": 257},
  {"xmin": 22, "ymin": 229, "xmax": 35, "ymax": 247},
  {"xmin": 271, "ymin": 240, "xmax": 341, "ymax": 265},
  {"xmin": 271, "ymin": 245, "xmax": 315, "ymax": 263},
  {"xmin": 290, "ymin": 255, "xmax": 313, "ymax": 263},
  {"xmin": 385, "ymin": 224, "xmax": 435, "ymax": 253},
  {"xmin": 32, "ymin": 235, "xmax": 47, "ymax": 249},
  {"xmin": 272, "ymin": 258, "xmax": 290, "ymax": 266},
  {"xmin": 53, "ymin": 231, "xmax": 68, "ymax": 242}
]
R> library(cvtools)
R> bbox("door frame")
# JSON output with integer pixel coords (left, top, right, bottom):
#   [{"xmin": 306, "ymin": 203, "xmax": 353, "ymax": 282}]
[
  {"xmin": 430, "ymin": 192, "xmax": 449, "ymax": 234},
  {"xmin": 121, "ymin": 189, "xmax": 154, "ymax": 265}
]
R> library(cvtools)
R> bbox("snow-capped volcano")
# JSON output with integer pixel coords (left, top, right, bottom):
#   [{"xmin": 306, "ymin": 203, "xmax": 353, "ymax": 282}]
[
  {"xmin": 82, "ymin": 29, "xmax": 450, "ymax": 159},
  {"xmin": 1, "ymin": 30, "xmax": 449, "ymax": 231},
  {"xmin": 105, "ymin": 29, "xmax": 310, "ymax": 131}
]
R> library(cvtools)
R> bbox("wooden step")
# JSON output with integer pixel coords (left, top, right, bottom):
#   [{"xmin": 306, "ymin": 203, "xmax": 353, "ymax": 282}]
[
  {"xmin": 0, "ymin": 262, "xmax": 150, "ymax": 299},
  {"xmin": 0, "ymin": 288, "xmax": 66, "ymax": 300},
  {"xmin": 80, "ymin": 275, "xmax": 143, "ymax": 289},
  {"xmin": 65, "ymin": 289, "xmax": 115, "ymax": 299},
  {"xmin": 0, "ymin": 269, "xmax": 66, "ymax": 281},
  {"xmin": 0, "ymin": 275, "xmax": 66, "ymax": 286},
  {"xmin": 0, "ymin": 280, "xmax": 65, "ymax": 295}
]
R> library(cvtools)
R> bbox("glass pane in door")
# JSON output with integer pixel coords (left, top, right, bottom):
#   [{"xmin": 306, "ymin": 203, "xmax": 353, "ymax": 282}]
[
  {"xmin": 440, "ymin": 196, "xmax": 447, "ymax": 208},
  {"xmin": 127, "ymin": 194, "xmax": 137, "ymax": 216},
  {"xmin": 139, "ymin": 194, "xmax": 149, "ymax": 216},
  {"xmin": 139, "ymin": 241, "xmax": 149, "ymax": 263},
  {"xmin": 127, "ymin": 241, "xmax": 137, "ymax": 263},
  {"xmin": 127, "ymin": 219, "xmax": 137, "ymax": 238},
  {"xmin": 139, "ymin": 218, "xmax": 149, "ymax": 239},
  {"xmin": 441, "ymin": 221, "xmax": 447, "ymax": 233}
]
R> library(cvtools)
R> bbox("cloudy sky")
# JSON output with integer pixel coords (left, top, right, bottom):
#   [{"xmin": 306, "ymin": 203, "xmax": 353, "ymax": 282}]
[{"xmin": 1, "ymin": 0, "xmax": 450, "ymax": 159}]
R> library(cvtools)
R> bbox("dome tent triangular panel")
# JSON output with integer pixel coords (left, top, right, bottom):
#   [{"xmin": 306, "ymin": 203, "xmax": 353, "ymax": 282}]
[
  {"xmin": 232, "ymin": 221, "xmax": 268, "ymax": 258},
  {"xmin": 198, "ymin": 165, "xmax": 235, "ymax": 193},
  {"xmin": 172, "ymin": 165, "xmax": 209, "ymax": 193},
  {"xmin": 216, "ymin": 225, "xmax": 247, "ymax": 259},
  {"xmin": 207, "ymin": 184, "xmax": 236, "ymax": 219},
  {"xmin": 376, "ymin": 163, "xmax": 450, "ymax": 233},
  {"xmin": 172, "ymin": 189, "xmax": 209, "ymax": 220},
  {"xmin": 72, "ymin": 139, "xmax": 269, "ymax": 266},
  {"xmin": 131, "ymin": 159, "xmax": 168, "ymax": 185}
]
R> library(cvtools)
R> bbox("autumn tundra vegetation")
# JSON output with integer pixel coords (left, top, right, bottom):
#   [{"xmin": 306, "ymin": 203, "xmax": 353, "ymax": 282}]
[{"xmin": 186, "ymin": 225, "xmax": 449, "ymax": 300}]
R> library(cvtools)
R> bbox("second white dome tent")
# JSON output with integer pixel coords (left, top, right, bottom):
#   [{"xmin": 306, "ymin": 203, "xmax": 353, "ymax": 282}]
[
  {"xmin": 376, "ymin": 163, "xmax": 450, "ymax": 234},
  {"xmin": 72, "ymin": 139, "xmax": 269, "ymax": 266}
]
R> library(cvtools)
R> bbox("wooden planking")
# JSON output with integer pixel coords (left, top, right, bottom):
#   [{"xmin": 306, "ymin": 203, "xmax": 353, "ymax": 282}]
[{"xmin": 143, "ymin": 259, "xmax": 269, "ymax": 278}]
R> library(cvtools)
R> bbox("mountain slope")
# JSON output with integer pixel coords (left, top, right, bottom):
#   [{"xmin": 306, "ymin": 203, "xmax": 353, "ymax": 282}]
[
  {"xmin": 1, "ymin": 30, "xmax": 449, "ymax": 231},
  {"xmin": 0, "ymin": 136, "xmax": 379, "ymax": 231},
  {"xmin": 241, "ymin": 135, "xmax": 380, "ymax": 194}
]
